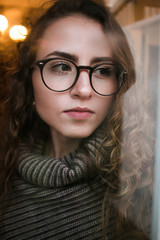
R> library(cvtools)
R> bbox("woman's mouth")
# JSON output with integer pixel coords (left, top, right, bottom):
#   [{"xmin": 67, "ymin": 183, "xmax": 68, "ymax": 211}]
[{"xmin": 64, "ymin": 107, "xmax": 94, "ymax": 120}]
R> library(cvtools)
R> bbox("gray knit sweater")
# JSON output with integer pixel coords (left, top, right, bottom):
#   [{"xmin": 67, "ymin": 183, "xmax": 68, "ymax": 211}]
[{"xmin": 0, "ymin": 134, "xmax": 115, "ymax": 240}]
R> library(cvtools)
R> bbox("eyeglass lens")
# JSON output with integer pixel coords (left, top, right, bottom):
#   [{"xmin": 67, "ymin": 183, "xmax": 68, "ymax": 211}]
[{"xmin": 41, "ymin": 59, "xmax": 121, "ymax": 95}]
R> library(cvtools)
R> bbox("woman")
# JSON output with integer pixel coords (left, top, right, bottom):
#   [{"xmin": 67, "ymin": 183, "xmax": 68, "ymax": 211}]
[{"xmin": 0, "ymin": 0, "xmax": 152, "ymax": 239}]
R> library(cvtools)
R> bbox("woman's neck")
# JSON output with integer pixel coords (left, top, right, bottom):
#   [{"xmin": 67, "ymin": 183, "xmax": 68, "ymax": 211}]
[{"xmin": 50, "ymin": 130, "xmax": 81, "ymax": 158}]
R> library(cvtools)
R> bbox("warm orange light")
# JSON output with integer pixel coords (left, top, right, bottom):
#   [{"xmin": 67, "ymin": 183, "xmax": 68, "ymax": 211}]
[
  {"xmin": 0, "ymin": 15, "xmax": 8, "ymax": 33},
  {"xmin": 9, "ymin": 25, "xmax": 28, "ymax": 41}
]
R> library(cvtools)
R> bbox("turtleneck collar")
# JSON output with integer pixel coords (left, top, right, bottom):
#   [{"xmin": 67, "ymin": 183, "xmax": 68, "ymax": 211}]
[{"xmin": 17, "ymin": 130, "xmax": 105, "ymax": 188}]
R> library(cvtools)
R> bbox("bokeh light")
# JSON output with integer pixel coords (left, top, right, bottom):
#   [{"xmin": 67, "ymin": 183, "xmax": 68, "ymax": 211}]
[
  {"xmin": 9, "ymin": 25, "xmax": 28, "ymax": 41},
  {"xmin": 0, "ymin": 15, "xmax": 8, "ymax": 33}
]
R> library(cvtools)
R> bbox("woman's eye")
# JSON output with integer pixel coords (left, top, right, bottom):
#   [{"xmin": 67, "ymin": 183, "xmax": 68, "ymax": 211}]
[
  {"xmin": 95, "ymin": 67, "xmax": 114, "ymax": 77},
  {"xmin": 51, "ymin": 63, "xmax": 71, "ymax": 72}
]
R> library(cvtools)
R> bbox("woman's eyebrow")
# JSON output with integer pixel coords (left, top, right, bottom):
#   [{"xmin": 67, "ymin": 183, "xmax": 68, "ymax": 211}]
[
  {"xmin": 91, "ymin": 56, "xmax": 114, "ymax": 64},
  {"xmin": 45, "ymin": 51, "xmax": 113, "ymax": 64},
  {"xmin": 45, "ymin": 51, "xmax": 78, "ymax": 62}
]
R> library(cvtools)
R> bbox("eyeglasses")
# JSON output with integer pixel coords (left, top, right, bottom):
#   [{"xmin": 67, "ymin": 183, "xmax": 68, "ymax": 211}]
[{"xmin": 34, "ymin": 58, "xmax": 125, "ymax": 96}]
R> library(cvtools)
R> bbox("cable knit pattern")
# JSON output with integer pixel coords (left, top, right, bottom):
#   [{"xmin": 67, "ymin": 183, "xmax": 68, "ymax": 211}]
[{"xmin": 0, "ymin": 132, "xmax": 117, "ymax": 240}]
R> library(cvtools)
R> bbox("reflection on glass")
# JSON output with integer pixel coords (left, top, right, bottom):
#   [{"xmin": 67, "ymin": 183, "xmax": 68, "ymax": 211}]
[{"xmin": 125, "ymin": 14, "xmax": 160, "ymax": 240}]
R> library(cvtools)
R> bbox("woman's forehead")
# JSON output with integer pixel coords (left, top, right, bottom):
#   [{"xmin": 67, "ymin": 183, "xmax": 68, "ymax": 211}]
[{"xmin": 35, "ymin": 15, "xmax": 112, "ymax": 62}]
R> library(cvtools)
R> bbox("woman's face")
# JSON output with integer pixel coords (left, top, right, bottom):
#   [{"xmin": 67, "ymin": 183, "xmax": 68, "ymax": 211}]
[{"xmin": 32, "ymin": 15, "xmax": 116, "ymax": 143}]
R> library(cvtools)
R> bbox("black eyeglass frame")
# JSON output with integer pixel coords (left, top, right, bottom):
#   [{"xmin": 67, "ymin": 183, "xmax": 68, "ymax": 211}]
[{"xmin": 34, "ymin": 57, "xmax": 126, "ymax": 96}]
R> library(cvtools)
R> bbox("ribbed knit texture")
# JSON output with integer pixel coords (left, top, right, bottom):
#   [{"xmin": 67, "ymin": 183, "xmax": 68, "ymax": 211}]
[{"xmin": 0, "ymin": 132, "xmax": 116, "ymax": 240}]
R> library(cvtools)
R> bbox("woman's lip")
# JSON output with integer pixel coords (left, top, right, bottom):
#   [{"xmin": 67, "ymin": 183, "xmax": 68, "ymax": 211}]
[
  {"xmin": 65, "ymin": 107, "xmax": 94, "ymax": 112},
  {"xmin": 64, "ymin": 107, "xmax": 94, "ymax": 120}
]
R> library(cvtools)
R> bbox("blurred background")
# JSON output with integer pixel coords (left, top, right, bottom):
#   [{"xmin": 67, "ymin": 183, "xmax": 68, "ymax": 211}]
[{"xmin": 0, "ymin": 0, "xmax": 160, "ymax": 45}]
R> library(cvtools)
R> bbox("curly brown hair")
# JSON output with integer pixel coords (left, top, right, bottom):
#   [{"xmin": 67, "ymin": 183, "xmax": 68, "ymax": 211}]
[{"xmin": 0, "ymin": 0, "xmax": 153, "ymax": 239}]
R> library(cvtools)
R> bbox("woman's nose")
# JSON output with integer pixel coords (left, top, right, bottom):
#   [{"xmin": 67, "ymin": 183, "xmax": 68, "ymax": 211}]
[{"xmin": 70, "ymin": 71, "xmax": 93, "ymax": 99}]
